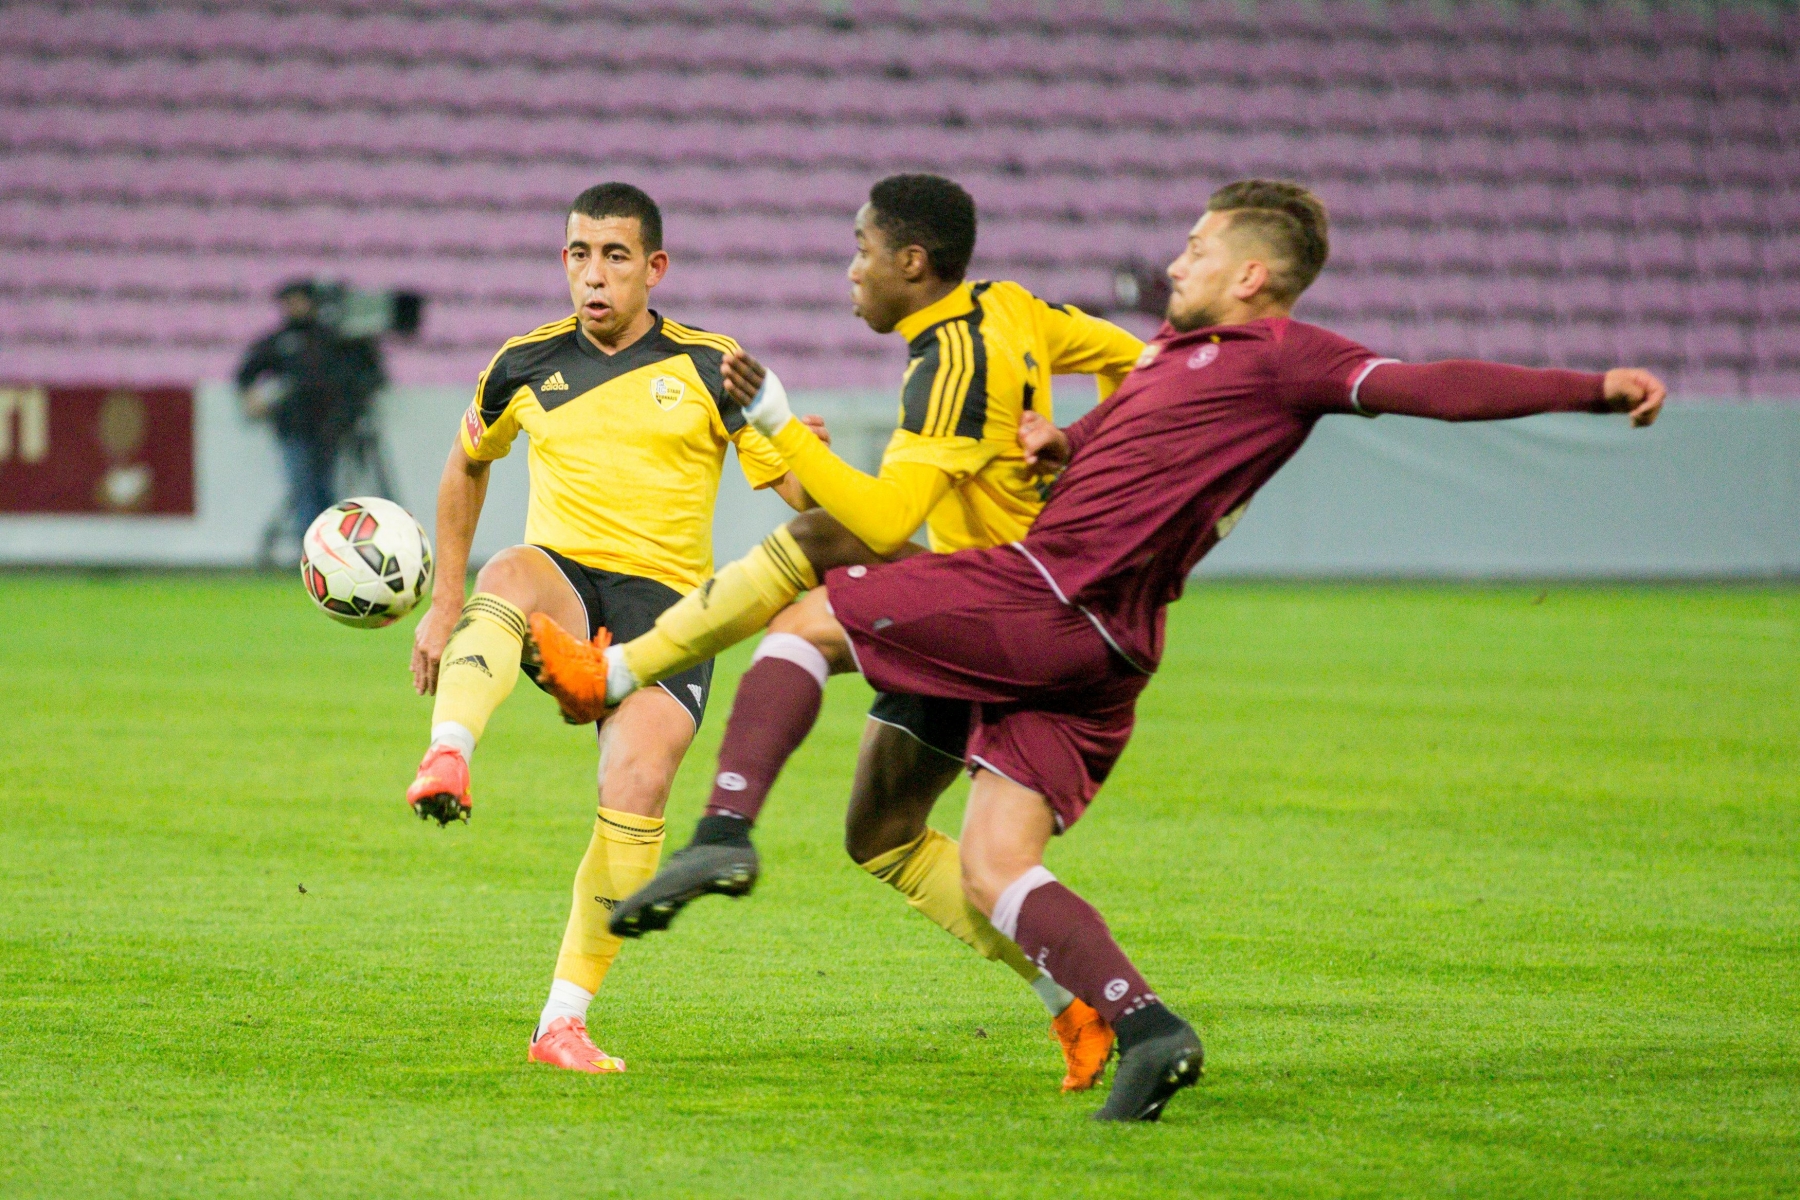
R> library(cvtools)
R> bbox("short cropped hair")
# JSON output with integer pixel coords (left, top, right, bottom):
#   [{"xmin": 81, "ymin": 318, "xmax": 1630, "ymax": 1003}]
[
  {"xmin": 569, "ymin": 182, "xmax": 663, "ymax": 253},
  {"xmin": 868, "ymin": 174, "xmax": 977, "ymax": 282},
  {"xmin": 1206, "ymin": 180, "xmax": 1330, "ymax": 302}
]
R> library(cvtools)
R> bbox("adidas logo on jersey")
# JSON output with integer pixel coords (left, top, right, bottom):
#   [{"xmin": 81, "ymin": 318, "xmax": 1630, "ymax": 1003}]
[{"xmin": 541, "ymin": 371, "xmax": 569, "ymax": 391}]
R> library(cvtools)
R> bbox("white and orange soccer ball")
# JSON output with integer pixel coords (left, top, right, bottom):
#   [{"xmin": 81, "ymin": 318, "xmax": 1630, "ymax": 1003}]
[{"xmin": 300, "ymin": 496, "xmax": 433, "ymax": 628}]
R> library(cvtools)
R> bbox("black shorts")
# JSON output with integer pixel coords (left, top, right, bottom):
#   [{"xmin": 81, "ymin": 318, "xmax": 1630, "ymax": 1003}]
[
  {"xmin": 526, "ymin": 546, "xmax": 712, "ymax": 729},
  {"xmin": 867, "ymin": 692, "xmax": 971, "ymax": 762}
]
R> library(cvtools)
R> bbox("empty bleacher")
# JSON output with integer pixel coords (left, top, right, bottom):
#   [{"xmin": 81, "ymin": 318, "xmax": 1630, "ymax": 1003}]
[{"xmin": 0, "ymin": 0, "xmax": 1795, "ymax": 393}]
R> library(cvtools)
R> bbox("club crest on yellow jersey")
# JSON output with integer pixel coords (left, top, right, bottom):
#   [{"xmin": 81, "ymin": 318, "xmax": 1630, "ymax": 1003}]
[{"xmin": 650, "ymin": 375, "xmax": 686, "ymax": 411}]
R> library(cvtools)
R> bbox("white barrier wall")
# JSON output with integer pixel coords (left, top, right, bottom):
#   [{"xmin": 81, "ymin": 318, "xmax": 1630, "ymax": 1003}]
[{"xmin": 1, "ymin": 384, "xmax": 1795, "ymax": 578}]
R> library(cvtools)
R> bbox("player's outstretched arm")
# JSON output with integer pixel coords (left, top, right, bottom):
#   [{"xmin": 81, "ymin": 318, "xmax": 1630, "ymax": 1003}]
[
  {"xmin": 411, "ymin": 443, "xmax": 490, "ymax": 695},
  {"xmin": 722, "ymin": 349, "xmax": 954, "ymax": 556},
  {"xmin": 1357, "ymin": 361, "xmax": 1666, "ymax": 427}
]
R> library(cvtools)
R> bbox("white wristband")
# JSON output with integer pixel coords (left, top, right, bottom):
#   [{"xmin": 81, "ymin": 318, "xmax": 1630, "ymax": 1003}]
[{"xmin": 742, "ymin": 367, "xmax": 793, "ymax": 437}]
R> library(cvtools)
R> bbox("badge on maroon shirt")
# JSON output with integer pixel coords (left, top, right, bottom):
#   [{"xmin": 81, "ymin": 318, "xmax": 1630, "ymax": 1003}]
[{"xmin": 1187, "ymin": 343, "xmax": 1220, "ymax": 370}]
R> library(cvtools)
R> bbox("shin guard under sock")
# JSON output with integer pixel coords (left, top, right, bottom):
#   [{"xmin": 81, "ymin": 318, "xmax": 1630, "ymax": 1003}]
[
  {"xmin": 431, "ymin": 593, "xmax": 527, "ymax": 743},
  {"xmin": 1003, "ymin": 877, "xmax": 1162, "ymax": 1027},
  {"xmin": 702, "ymin": 651, "xmax": 825, "ymax": 824},
  {"xmin": 553, "ymin": 807, "xmax": 666, "ymax": 994}
]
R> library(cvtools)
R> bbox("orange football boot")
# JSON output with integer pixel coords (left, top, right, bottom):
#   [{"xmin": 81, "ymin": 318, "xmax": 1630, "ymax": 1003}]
[
  {"xmin": 528, "ymin": 1016, "xmax": 625, "ymax": 1074},
  {"xmin": 406, "ymin": 743, "xmax": 471, "ymax": 826},
  {"xmin": 529, "ymin": 614, "xmax": 617, "ymax": 725},
  {"xmin": 1051, "ymin": 998, "xmax": 1116, "ymax": 1092}
]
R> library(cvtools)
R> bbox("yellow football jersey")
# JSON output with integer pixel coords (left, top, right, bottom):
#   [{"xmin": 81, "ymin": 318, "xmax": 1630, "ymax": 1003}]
[
  {"xmin": 460, "ymin": 314, "xmax": 789, "ymax": 592},
  {"xmin": 885, "ymin": 280, "xmax": 1144, "ymax": 551}
]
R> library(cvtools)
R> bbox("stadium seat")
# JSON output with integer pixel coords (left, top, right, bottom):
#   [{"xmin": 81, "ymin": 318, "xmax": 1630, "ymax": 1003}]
[{"xmin": 0, "ymin": 0, "xmax": 1793, "ymax": 399}]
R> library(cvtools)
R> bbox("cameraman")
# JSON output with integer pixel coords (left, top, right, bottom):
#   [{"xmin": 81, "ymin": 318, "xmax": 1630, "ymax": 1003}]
[{"xmin": 236, "ymin": 280, "xmax": 386, "ymax": 544}]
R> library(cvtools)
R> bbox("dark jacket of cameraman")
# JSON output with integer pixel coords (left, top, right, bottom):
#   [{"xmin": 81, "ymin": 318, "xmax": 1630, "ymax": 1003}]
[{"xmin": 235, "ymin": 317, "xmax": 385, "ymax": 450}]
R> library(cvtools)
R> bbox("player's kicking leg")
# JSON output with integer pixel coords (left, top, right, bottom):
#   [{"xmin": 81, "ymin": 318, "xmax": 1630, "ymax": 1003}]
[
  {"xmin": 531, "ymin": 506, "xmax": 880, "ymax": 726},
  {"xmin": 407, "ymin": 545, "xmax": 588, "ymax": 824},
  {"xmin": 530, "ymin": 684, "xmax": 694, "ymax": 1074},
  {"xmin": 604, "ymin": 580, "xmax": 1196, "ymax": 1120},
  {"xmin": 846, "ymin": 714, "xmax": 1113, "ymax": 1091}
]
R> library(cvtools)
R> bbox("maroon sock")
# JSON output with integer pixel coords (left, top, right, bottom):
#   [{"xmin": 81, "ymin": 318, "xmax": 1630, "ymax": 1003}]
[
  {"xmin": 1012, "ymin": 882, "xmax": 1161, "ymax": 1026},
  {"xmin": 702, "ymin": 657, "xmax": 824, "ymax": 824}
]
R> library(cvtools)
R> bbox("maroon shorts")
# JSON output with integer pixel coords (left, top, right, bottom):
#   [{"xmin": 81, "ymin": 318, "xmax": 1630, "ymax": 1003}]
[{"xmin": 826, "ymin": 544, "xmax": 1147, "ymax": 831}]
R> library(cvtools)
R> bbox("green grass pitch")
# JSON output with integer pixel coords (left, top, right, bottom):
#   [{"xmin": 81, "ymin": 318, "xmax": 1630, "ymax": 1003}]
[{"xmin": 2, "ymin": 573, "xmax": 1796, "ymax": 1198}]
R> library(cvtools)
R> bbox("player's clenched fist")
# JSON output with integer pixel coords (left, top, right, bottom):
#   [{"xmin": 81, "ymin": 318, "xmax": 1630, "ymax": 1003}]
[
  {"xmin": 1018, "ymin": 409, "xmax": 1070, "ymax": 474},
  {"xmin": 720, "ymin": 349, "xmax": 831, "ymax": 445},
  {"xmin": 720, "ymin": 348, "xmax": 769, "ymax": 408},
  {"xmin": 1601, "ymin": 367, "xmax": 1667, "ymax": 427}
]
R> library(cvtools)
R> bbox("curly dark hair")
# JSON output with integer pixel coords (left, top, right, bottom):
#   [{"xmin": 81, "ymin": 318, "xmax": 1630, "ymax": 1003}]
[{"xmin": 868, "ymin": 174, "xmax": 978, "ymax": 282}]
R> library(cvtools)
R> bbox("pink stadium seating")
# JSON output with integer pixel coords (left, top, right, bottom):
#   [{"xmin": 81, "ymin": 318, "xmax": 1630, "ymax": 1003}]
[{"xmin": 1, "ymin": 0, "xmax": 1795, "ymax": 395}]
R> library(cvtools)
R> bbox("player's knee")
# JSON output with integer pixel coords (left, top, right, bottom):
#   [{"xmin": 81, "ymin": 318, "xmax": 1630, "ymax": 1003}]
[
  {"xmin": 600, "ymin": 744, "xmax": 678, "ymax": 815},
  {"xmin": 842, "ymin": 817, "xmax": 880, "ymax": 864},
  {"xmin": 958, "ymin": 840, "xmax": 997, "ymax": 911},
  {"xmin": 959, "ymin": 859, "xmax": 1005, "ymax": 917},
  {"xmin": 766, "ymin": 593, "xmax": 855, "ymax": 673},
  {"xmin": 958, "ymin": 839, "xmax": 1035, "ymax": 918},
  {"xmin": 786, "ymin": 508, "xmax": 876, "ymax": 574},
  {"xmin": 842, "ymin": 794, "xmax": 911, "ymax": 864},
  {"xmin": 472, "ymin": 546, "xmax": 542, "ymax": 606}
]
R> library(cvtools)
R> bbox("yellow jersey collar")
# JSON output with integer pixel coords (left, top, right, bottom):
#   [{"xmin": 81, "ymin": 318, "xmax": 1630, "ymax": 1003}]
[{"xmin": 893, "ymin": 282, "xmax": 976, "ymax": 344}]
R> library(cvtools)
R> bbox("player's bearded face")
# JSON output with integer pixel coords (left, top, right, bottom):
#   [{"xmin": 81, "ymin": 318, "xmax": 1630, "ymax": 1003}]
[
  {"xmin": 1164, "ymin": 212, "xmax": 1239, "ymax": 332},
  {"xmin": 563, "ymin": 213, "xmax": 666, "ymax": 343},
  {"xmin": 847, "ymin": 204, "xmax": 909, "ymax": 334}
]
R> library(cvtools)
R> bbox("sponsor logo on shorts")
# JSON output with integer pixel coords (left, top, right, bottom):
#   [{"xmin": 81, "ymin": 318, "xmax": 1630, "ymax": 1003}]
[
  {"xmin": 1187, "ymin": 343, "xmax": 1220, "ymax": 370},
  {"xmin": 1104, "ymin": 978, "xmax": 1130, "ymax": 1002},
  {"xmin": 847, "ymin": 565, "xmax": 867, "ymax": 578},
  {"xmin": 716, "ymin": 771, "xmax": 748, "ymax": 791},
  {"xmin": 688, "ymin": 683, "xmax": 705, "ymax": 705}
]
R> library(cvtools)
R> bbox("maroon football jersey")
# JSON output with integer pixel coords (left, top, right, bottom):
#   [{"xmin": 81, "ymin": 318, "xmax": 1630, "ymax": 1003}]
[{"xmin": 1015, "ymin": 316, "xmax": 1604, "ymax": 671}]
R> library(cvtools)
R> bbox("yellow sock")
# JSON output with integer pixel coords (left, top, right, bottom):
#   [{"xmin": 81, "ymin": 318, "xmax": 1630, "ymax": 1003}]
[
  {"xmin": 860, "ymin": 828, "xmax": 1041, "ymax": 984},
  {"xmin": 431, "ymin": 593, "xmax": 527, "ymax": 742},
  {"xmin": 553, "ymin": 807, "xmax": 666, "ymax": 994},
  {"xmin": 622, "ymin": 525, "xmax": 817, "ymax": 685}
]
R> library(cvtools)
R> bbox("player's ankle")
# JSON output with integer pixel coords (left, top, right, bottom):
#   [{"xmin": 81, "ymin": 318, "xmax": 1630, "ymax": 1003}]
[
  {"xmin": 1031, "ymin": 974, "xmax": 1077, "ymax": 1018},
  {"xmin": 1113, "ymin": 1002, "xmax": 1187, "ymax": 1054},
  {"xmin": 535, "ymin": 978, "xmax": 594, "ymax": 1040},
  {"xmin": 692, "ymin": 812, "xmax": 753, "ymax": 847},
  {"xmin": 429, "ymin": 722, "xmax": 475, "ymax": 760},
  {"xmin": 603, "ymin": 644, "xmax": 639, "ymax": 705}
]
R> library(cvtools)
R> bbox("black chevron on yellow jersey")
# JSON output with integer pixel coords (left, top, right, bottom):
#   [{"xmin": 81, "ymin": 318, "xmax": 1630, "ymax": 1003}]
[
  {"xmin": 459, "ymin": 313, "xmax": 788, "ymax": 591},
  {"xmin": 472, "ymin": 314, "xmax": 744, "ymax": 430}
]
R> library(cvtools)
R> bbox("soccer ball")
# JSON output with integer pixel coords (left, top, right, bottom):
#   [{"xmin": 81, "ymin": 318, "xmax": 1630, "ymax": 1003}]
[{"xmin": 300, "ymin": 497, "xmax": 434, "ymax": 628}]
